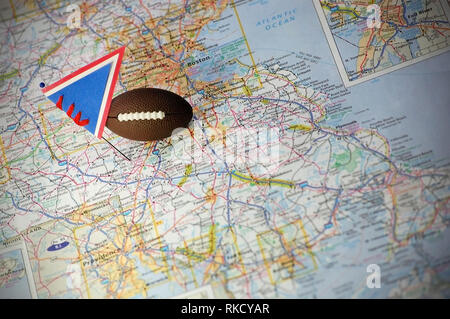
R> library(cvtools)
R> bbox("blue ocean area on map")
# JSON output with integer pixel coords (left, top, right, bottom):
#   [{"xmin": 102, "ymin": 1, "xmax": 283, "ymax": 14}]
[
  {"xmin": 388, "ymin": 52, "xmax": 402, "ymax": 65},
  {"xmin": 235, "ymin": 0, "xmax": 450, "ymax": 163},
  {"xmin": 407, "ymin": 0, "xmax": 425, "ymax": 13},
  {"xmin": 398, "ymin": 28, "xmax": 421, "ymax": 56}
]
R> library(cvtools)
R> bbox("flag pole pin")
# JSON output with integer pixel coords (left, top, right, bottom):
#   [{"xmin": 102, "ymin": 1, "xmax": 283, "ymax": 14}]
[{"xmin": 102, "ymin": 137, "xmax": 131, "ymax": 161}]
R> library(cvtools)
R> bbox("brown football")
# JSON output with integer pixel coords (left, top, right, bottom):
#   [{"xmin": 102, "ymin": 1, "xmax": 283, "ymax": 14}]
[{"xmin": 106, "ymin": 88, "xmax": 193, "ymax": 141}]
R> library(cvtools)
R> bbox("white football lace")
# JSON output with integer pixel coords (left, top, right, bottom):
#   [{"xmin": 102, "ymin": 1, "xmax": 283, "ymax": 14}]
[{"xmin": 117, "ymin": 111, "xmax": 165, "ymax": 122}]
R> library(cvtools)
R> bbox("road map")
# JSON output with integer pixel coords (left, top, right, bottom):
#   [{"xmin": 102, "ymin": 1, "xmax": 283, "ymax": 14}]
[
  {"xmin": 0, "ymin": 0, "xmax": 449, "ymax": 298},
  {"xmin": 0, "ymin": 242, "xmax": 36, "ymax": 298},
  {"xmin": 314, "ymin": 0, "xmax": 450, "ymax": 86}
]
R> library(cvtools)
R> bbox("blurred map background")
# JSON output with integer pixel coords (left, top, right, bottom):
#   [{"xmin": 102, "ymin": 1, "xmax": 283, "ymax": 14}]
[{"xmin": 0, "ymin": 0, "xmax": 449, "ymax": 298}]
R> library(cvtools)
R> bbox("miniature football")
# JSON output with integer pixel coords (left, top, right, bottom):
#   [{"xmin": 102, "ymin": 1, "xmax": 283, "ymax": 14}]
[{"xmin": 106, "ymin": 88, "xmax": 193, "ymax": 141}]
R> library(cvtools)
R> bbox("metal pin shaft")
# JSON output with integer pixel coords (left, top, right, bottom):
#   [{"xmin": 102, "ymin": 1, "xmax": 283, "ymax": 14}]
[{"xmin": 102, "ymin": 137, "xmax": 131, "ymax": 161}]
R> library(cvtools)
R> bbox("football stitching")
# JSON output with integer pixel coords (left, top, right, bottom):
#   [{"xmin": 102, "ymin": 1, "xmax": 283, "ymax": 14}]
[{"xmin": 117, "ymin": 111, "xmax": 165, "ymax": 122}]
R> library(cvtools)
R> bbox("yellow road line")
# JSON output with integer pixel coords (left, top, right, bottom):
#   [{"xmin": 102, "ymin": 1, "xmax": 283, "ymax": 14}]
[
  {"xmin": 0, "ymin": 69, "xmax": 18, "ymax": 81},
  {"xmin": 38, "ymin": 106, "xmax": 55, "ymax": 160},
  {"xmin": 0, "ymin": 136, "xmax": 11, "ymax": 184},
  {"xmin": 231, "ymin": 170, "xmax": 295, "ymax": 189},
  {"xmin": 229, "ymin": 227, "xmax": 246, "ymax": 276},
  {"xmin": 256, "ymin": 234, "xmax": 275, "ymax": 285},
  {"xmin": 147, "ymin": 200, "xmax": 171, "ymax": 280},
  {"xmin": 231, "ymin": 0, "xmax": 262, "ymax": 87},
  {"xmin": 177, "ymin": 164, "xmax": 192, "ymax": 187},
  {"xmin": 8, "ymin": 0, "xmax": 17, "ymax": 21},
  {"xmin": 298, "ymin": 219, "xmax": 317, "ymax": 270},
  {"xmin": 184, "ymin": 241, "xmax": 199, "ymax": 288},
  {"xmin": 72, "ymin": 228, "xmax": 92, "ymax": 299},
  {"xmin": 39, "ymin": 43, "xmax": 61, "ymax": 66}
]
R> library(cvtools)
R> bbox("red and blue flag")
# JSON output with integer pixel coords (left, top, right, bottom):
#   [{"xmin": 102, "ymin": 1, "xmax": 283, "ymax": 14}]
[{"xmin": 41, "ymin": 46, "xmax": 125, "ymax": 138}]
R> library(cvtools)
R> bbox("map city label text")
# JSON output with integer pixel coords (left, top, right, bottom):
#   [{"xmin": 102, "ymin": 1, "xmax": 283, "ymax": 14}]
[{"xmin": 256, "ymin": 8, "xmax": 296, "ymax": 31}]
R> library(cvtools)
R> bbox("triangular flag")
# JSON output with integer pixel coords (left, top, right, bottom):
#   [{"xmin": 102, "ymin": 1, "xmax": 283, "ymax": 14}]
[{"xmin": 42, "ymin": 46, "xmax": 125, "ymax": 138}]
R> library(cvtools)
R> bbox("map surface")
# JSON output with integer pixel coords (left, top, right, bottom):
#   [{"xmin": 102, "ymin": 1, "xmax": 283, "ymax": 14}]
[
  {"xmin": 0, "ymin": 0, "xmax": 449, "ymax": 298},
  {"xmin": 314, "ymin": 0, "xmax": 450, "ymax": 86},
  {"xmin": 0, "ymin": 244, "xmax": 36, "ymax": 298}
]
